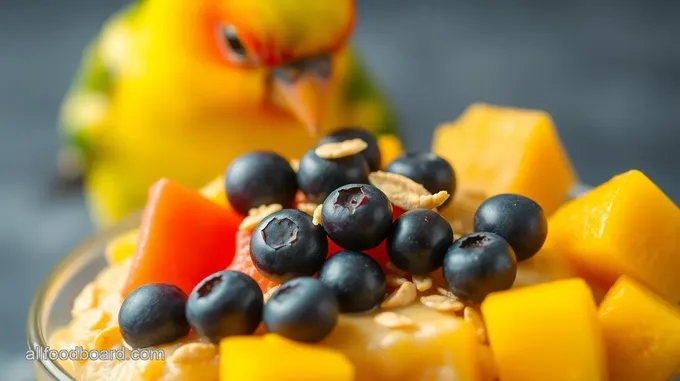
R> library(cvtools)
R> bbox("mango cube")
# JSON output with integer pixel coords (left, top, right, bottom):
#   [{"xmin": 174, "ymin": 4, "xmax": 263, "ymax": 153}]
[
  {"xmin": 433, "ymin": 103, "xmax": 576, "ymax": 215},
  {"xmin": 220, "ymin": 334, "xmax": 354, "ymax": 381},
  {"xmin": 599, "ymin": 276, "xmax": 680, "ymax": 381},
  {"xmin": 481, "ymin": 278, "xmax": 607, "ymax": 381},
  {"xmin": 547, "ymin": 170, "xmax": 680, "ymax": 303}
]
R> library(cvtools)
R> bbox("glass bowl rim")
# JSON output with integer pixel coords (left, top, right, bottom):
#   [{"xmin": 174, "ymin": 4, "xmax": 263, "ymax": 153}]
[{"xmin": 27, "ymin": 184, "xmax": 593, "ymax": 380}]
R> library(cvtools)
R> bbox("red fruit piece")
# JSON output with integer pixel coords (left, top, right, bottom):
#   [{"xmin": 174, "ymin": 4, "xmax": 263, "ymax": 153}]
[
  {"xmin": 228, "ymin": 230, "xmax": 281, "ymax": 293},
  {"xmin": 122, "ymin": 179, "xmax": 243, "ymax": 297}
]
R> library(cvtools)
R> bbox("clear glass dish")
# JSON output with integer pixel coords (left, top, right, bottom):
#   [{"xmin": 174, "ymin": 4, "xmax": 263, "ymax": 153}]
[{"xmin": 30, "ymin": 184, "xmax": 677, "ymax": 381}]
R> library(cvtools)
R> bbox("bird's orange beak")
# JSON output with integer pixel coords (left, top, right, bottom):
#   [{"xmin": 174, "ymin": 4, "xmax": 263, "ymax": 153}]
[{"xmin": 272, "ymin": 55, "xmax": 332, "ymax": 136}]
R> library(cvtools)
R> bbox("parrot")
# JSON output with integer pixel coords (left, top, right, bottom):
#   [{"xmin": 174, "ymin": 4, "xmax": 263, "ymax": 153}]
[{"xmin": 59, "ymin": 0, "xmax": 397, "ymax": 228}]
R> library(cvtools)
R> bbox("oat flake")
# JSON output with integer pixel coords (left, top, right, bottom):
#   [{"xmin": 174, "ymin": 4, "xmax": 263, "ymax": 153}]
[
  {"xmin": 297, "ymin": 202, "xmax": 318, "ymax": 216},
  {"xmin": 368, "ymin": 171, "xmax": 449, "ymax": 210},
  {"xmin": 374, "ymin": 312, "xmax": 415, "ymax": 329},
  {"xmin": 263, "ymin": 285, "xmax": 280, "ymax": 303},
  {"xmin": 169, "ymin": 343, "xmax": 217, "ymax": 365},
  {"xmin": 412, "ymin": 275, "xmax": 433, "ymax": 292},
  {"xmin": 239, "ymin": 204, "xmax": 283, "ymax": 232},
  {"xmin": 381, "ymin": 281, "xmax": 417, "ymax": 308},
  {"xmin": 464, "ymin": 307, "xmax": 488, "ymax": 344},
  {"xmin": 93, "ymin": 326, "xmax": 122, "ymax": 351},
  {"xmin": 420, "ymin": 295, "xmax": 465, "ymax": 312},
  {"xmin": 312, "ymin": 204, "xmax": 323, "ymax": 226},
  {"xmin": 386, "ymin": 274, "xmax": 409, "ymax": 288},
  {"xmin": 315, "ymin": 138, "xmax": 368, "ymax": 159}
]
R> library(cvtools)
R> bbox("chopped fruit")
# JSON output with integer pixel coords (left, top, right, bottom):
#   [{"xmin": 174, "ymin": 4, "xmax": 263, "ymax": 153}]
[
  {"xmin": 122, "ymin": 179, "xmax": 242, "ymax": 297},
  {"xmin": 118, "ymin": 283, "xmax": 190, "ymax": 349},
  {"xmin": 482, "ymin": 279, "xmax": 607, "ymax": 381},
  {"xmin": 443, "ymin": 233, "xmax": 517, "ymax": 303},
  {"xmin": 322, "ymin": 303, "xmax": 480, "ymax": 381},
  {"xmin": 296, "ymin": 147, "xmax": 370, "ymax": 203},
  {"xmin": 321, "ymin": 184, "xmax": 393, "ymax": 251},
  {"xmin": 225, "ymin": 151, "xmax": 298, "ymax": 216},
  {"xmin": 199, "ymin": 174, "xmax": 228, "ymax": 206},
  {"xmin": 598, "ymin": 276, "xmax": 680, "ymax": 381},
  {"xmin": 264, "ymin": 277, "xmax": 339, "ymax": 343},
  {"xmin": 186, "ymin": 270, "xmax": 263, "ymax": 343},
  {"xmin": 386, "ymin": 209, "xmax": 453, "ymax": 274},
  {"xmin": 250, "ymin": 209, "xmax": 328, "ymax": 283},
  {"xmin": 547, "ymin": 170, "xmax": 680, "ymax": 302},
  {"xmin": 320, "ymin": 127, "xmax": 382, "ymax": 171},
  {"xmin": 228, "ymin": 230, "xmax": 281, "ymax": 293},
  {"xmin": 220, "ymin": 334, "xmax": 355, "ymax": 381},
  {"xmin": 377, "ymin": 134, "xmax": 404, "ymax": 170},
  {"xmin": 318, "ymin": 250, "xmax": 386, "ymax": 313},
  {"xmin": 433, "ymin": 103, "xmax": 577, "ymax": 215},
  {"xmin": 104, "ymin": 229, "xmax": 138, "ymax": 264},
  {"xmin": 474, "ymin": 193, "xmax": 547, "ymax": 262},
  {"xmin": 385, "ymin": 152, "xmax": 456, "ymax": 206}
]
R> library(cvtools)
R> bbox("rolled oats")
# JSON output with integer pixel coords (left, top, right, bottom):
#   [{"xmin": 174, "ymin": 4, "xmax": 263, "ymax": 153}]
[
  {"xmin": 263, "ymin": 284, "xmax": 280, "ymax": 303},
  {"xmin": 464, "ymin": 307, "xmax": 488, "ymax": 344},
  {"xmin": 420, "ymin": 295, "xmax": 465, "ymax": 312},
  {"xmin": 386, "ymin": 274, "xmax": 409, "ymax": 288},
  {"xmin": 369, "ymin": 171, "xmax": 449, "ymax": 210},
  {"xmin": 412, "ymin": 275, "xmax": 433, "ymax": 292},
  {"xmin": 374, "ymin": 312, "xmax": 415, "ymax": 329},
  {"xmin": 312, "ymin": 204, "xmax": 323, "ymax": 226},
  {"xmin": 381, "ymin": 281, "xmax": 417, "ymax": 308},
  {"xmin": 93, "ymin": 326, "xmax": 122, "ymax": 351},
  {"xmin": 437, "ymin": 287, "xmax": 457, "ymax": 299},
  {"xmin": 315, "ymin": 138, "xmax": 368, "ymax": 159},
  {"xmin": 239, "ymin": 204, "xmax": 283, "ymax": 232},
  {"xmin": 72, "ymin": 284, "xmax": 98, "ymax": 315},
  {"xmin": 169, "ymin": 343, "xmax": 217, "ymax": 365}
]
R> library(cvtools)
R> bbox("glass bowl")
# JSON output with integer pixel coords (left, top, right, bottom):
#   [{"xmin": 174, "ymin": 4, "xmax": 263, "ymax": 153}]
[
  {"xmin": 34, "ymin": 184, "xmax": 678, "ymax": 381},
  {"xmin": 27, "ymin": 212, "xmax": 140, "ymax": 381}
]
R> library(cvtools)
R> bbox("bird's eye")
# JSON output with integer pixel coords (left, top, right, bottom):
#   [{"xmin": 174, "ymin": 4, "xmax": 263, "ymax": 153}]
[{"xmin": 218, "ymin": 25, "xmax": 253, "ymax": 65}]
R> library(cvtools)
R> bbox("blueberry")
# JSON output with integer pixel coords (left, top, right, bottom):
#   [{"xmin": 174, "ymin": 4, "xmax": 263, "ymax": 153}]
[
  {"xmin": 473, "ymin": 194, "xmax": 547, "ymax": 262},
  {"xmin": 387, "ymin": 209, "xmax": 453, "ymax": 274},
  {"xmin": 250, "ymin": 209, "xmax": 328, "ymax": 283},
  {"xmin": 263, "ymin": 277, "xmax": 339, "ymax": 343},
  {"xmin": 186, "ymin": 271, "xmax": 263, "ymax": 343},
  {"xmin": 318, "ymin": 250, "xmax": 386, "ymax": 313},
  {"xmin": 225, "ymin": 151, "xmax": 298, "ymax": 216},
  {"xmin": 319, "ymin": 127, "xmax": 382, "ymax": 171},
  {"xmin": 385, "ymin": 152, "xmax": 456, "ymax": 205},
  {"xmin": 321, "ymin": 184, "xmax": 393, "ymax": 251},
  {"xmin": 442, "ymin": 233, "xmax": 517, "ymax": 304},
  {"xmin": 118, "ymin": 283, "xmax": 190, "ymax": 349},
  {"xmin": 296, "ymin": 149, "xmax": 370, "ymax": 204}
]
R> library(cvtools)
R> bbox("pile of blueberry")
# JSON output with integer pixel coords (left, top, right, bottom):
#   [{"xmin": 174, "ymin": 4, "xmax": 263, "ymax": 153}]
[{"xmin": 118, "ymin": 127, "xmax": 548, "ymax": 349}]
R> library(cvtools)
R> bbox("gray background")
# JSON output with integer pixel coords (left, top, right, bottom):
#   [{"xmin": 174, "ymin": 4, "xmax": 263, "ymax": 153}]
[{"xmin": 1, "ymin": 0, "xmax": 679, "ymax": 378}]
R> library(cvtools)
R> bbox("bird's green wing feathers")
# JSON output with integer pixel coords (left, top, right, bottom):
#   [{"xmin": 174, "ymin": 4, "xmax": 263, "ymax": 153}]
[
  {"xmin": 343, "ymin": 49, "xmax": 399, "ymax": 136},
  {"xmin": 58, "ymin": 3, "xmax": 140, "ymax": 175}
]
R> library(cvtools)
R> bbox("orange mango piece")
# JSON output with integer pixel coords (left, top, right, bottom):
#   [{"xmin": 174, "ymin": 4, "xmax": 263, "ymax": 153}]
[
  {"xmin": 122, "ymin": 179, "xmax": 242, "ymax": 297},
  {"xmin": 322, "ymin": 303, "xmax": 480, "ymax": 381},
  {"xmin": 433, "ymin": 103, "xmax": 576, "ymax": 215},
  {"xmin": 481, "ymin": 278, "xmax": 607, "ymax": 381},
  {"xmin": 220, "ymin": 334, "xmax": 354, "ymax": 381},
  {"xmin": 377, "ymin": 134, "xmax": 403, "ymax": 169},
  {"xmin": 547, "ymin": 170, "xmax": 680, "ymax": 303},
  {"xmin": 104, "ymin": 174, "xmax": 231, "ymax": 265},
  {"xmin": 598, "ymin": 276, "xmax": 680, "ymax": 381}
]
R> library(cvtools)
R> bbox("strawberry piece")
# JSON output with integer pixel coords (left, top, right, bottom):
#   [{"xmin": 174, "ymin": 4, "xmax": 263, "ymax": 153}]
[
  {"xmin": 122, "ymin": 179, "xmax": 243, "ymax": 297},
  {"xmin": 228, "ymin": 230, "xmax": 281, "ymax": 293}
]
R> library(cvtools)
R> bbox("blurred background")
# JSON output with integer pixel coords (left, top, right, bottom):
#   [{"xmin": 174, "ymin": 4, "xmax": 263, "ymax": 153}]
[{"xmin": 1, "ymin": 0, "xmax": 678, "ymax": 378}]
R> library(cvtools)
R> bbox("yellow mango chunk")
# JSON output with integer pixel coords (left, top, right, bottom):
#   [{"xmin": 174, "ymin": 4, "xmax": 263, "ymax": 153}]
[
  {"xmin": 547, "ymin": 170, "xmax": 680, "ymax": 303},
  {"xmin": 481, "ymin": 278, "xmax": 607, "ymax": 381},
  {"xmin": 220, "ymin": 334, "xmax": 354, "ymax": 381},
  {"xmin": 198, "ymin": 174, "xmax": 228, "ymax": 206},
  {"xmin": 598, "ymin": 276, "xmax": 680, "ymax": 381},
  {"xmin": 104, "ymin": 229, "xmax": 138, "ymax": 264},
  {"xmin": 377, "ymin": 134, "xmax": 403, "ymax": 169},
  {"xmin": 433, "ymin": 103, "xmax": 576, "ymax": 215},
  {"xmin": 103, "ymin": 175, "xmax": 230, "ymax": 265},
  {"xmin": 322, "ymin": 303, "xmax": 480, "ymax": 381}
]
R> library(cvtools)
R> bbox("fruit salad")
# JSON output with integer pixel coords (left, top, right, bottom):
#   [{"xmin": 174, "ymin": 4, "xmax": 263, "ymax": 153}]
[{"xmin": 49, "ymin": 108, "xmax": 680, "ymax": 381}]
